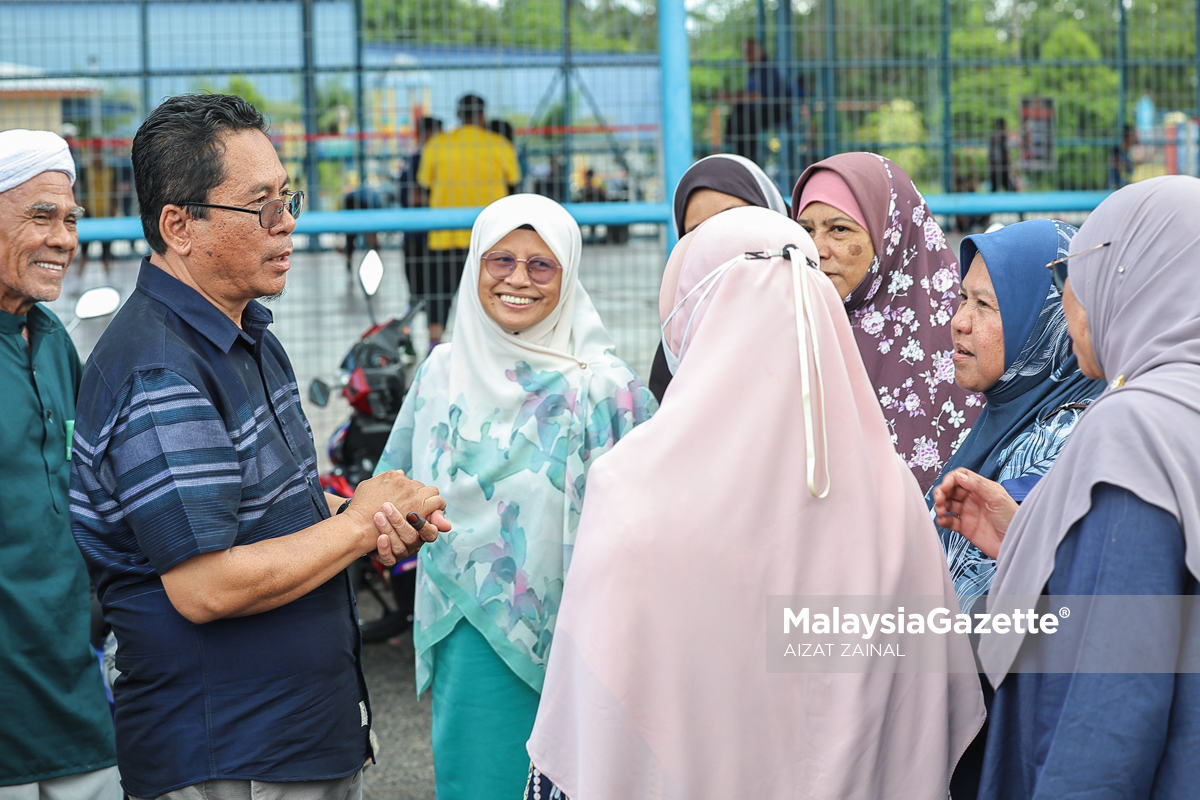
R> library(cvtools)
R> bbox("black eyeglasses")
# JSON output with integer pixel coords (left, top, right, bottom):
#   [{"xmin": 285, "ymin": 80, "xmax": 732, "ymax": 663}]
[
  {"xmin": 182, "ymin": 190, "xmax": 304, "ymax": 230},
  {"xmin": 1046, "ymin": 241, "xmax": 1111, "ymax": 293}
]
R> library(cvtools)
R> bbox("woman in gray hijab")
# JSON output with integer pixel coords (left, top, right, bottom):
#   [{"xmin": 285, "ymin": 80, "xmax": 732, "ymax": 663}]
[{"xmin": 934, "ymin": 175, "xmax": 1200, "ymax": 799}]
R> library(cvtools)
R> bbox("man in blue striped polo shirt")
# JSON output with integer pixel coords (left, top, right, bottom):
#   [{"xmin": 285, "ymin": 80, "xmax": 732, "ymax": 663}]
[{"xmin": 69, "ymin": 94, "xmax": 450, "ymax": 800}]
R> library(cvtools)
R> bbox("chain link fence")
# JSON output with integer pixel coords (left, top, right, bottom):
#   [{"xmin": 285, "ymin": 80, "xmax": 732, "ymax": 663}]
[
  {"xmin": 2, "ymin": 0, "xmax": 1198, "ymax": 454},
  {"xmin": 690, "ymin": 0, "xmax": 1199, "ymax": 198}
]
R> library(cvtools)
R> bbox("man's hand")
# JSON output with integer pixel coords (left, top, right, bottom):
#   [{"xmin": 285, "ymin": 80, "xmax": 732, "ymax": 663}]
[
  {"xmin": 932, "ymin": 468, "xmax": 1018, "ymax": 560},
  {"xmin": 341, "ymin": 470, "xmax": 450, "ymax": 562}
]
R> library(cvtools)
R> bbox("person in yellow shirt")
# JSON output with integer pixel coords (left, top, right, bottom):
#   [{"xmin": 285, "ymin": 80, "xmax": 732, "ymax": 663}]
[{"xmin": 417, "ymin": 94, "xmax": 520, "ymax": 342}]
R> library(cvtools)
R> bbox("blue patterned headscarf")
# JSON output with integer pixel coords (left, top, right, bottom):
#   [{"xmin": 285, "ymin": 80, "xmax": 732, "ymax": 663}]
[{"xmin": 928, "ymin": 219, "xmax": 1106, "ymax": 610}]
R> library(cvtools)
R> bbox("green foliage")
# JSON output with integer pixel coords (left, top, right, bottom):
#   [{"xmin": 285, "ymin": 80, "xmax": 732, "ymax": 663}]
[
  {"xmin": 362, "ymin": 0, "xmax": 657, "ymax": 51},
  {"xmin": 856, "ymin": 99, "xmax": 932, "ymax": 184},
  {"xmin": 196, "ymin": 75, "xmax": 268, "ymax": 112},
  {"xmin": 1033, "ymin": 22, "xmax": 1118, "ymax": 140}
]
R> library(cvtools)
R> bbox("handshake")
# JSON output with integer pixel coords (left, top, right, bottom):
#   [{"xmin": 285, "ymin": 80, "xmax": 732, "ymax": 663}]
[{"xmin": 340, "ymin": 469, "xmax": 453, "ymax": 567}]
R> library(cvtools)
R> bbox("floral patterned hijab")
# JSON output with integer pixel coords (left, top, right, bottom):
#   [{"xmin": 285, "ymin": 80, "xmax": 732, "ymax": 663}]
[{"xmin": 792, "ymin": 153, "xmax": 982, "ymax": 491}]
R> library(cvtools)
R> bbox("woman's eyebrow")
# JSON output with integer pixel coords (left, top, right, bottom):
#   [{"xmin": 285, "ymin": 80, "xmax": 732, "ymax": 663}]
[{"xmin": 795, "ymin": 215, "xmax": 859, "ymax": 227}]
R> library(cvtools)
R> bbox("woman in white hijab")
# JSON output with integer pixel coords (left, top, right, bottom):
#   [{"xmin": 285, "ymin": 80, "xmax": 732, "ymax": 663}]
[{"xmin": 375, "ymin": 194, "xmax": 656, "ymax": 799}]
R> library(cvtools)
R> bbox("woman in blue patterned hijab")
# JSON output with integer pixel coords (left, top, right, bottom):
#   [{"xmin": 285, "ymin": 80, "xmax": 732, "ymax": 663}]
[{"xmin": 929, "ymin": 219, "xmax": 1105, "ymax": 615}]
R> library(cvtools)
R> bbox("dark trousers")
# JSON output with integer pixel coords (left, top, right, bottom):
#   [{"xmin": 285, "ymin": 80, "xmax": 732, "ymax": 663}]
[{"xmin": 411, "ymin": 246, "xmax": 468, "ymax": 328}]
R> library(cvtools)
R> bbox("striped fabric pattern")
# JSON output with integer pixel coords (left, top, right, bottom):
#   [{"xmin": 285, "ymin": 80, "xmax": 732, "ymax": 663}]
[
  {"xmin": 70, "ymin": 261, "xmax": 329, "ymax": 599},
  {"xmin": 66, "ymin": 261, "xmax": 370, "ymax": 794}
]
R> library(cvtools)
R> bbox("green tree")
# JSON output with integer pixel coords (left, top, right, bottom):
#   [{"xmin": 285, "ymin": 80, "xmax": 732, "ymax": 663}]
[{"xmin": 856, "ymin": 98, "xmax": 932, "ymax": 183}]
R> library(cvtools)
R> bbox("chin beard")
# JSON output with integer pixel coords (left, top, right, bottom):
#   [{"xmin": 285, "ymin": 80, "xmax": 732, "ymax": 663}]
[{"xmin": 260, "ymin": 287, "xmax": 287, "ymax": 303}]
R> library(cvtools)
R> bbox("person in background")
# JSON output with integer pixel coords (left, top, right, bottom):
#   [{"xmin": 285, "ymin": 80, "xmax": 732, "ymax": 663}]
[
  {"xmin": 0, "ymin": 129, "xmax": 119, "ymax": 800},
  {"xmin": 649, "ymin": 152, "xmax": 788, "ymax": 403},
  {"xmin": 578, "ymin": 168, "xmax": 606, "ymax": 203},
  {"xmin": 340, "ymin": 180, "xmax": 382, "ymax": 271},
  {"xmin": 1109, "ymin": 124, "xmax": 1137, "ymax": 189},
  {"xmin": 487, "ymin": 118, "xmax": 520, "ymax": 195},
  {"xmin": 527, "ymin": 207, "xmax": 982, "ymax": 799},
  {"xmin": 70, "ymin": 94, "xmax": 450, "ymax": 800},
  {"xmin": 375, "ymin": 194, "xmax": 654, "ymax": 800},
  {"xmin": 76, "ymin": 142, "xmax": 115, "ymax": 277},
  {"xmin": 936, "ymin": 175, "xmax": 1200, "ymax": 800},
  {"xmin": 987, "ymin": 117, "xmax": 1015, "ymax": 193},
  {"xmin": 418, "ymin": 94, "xmax": 521, "ymax": 345},
  {"xmin": 721, "ymin": 38, "xmax": 799, "ymax": 167},
  {"xmin": 793, "ymin": 152, "xmax": 983, "ymax": 492},
  {"xmin": 399, "ymin": 116, "xmax": 442, "ymax": 309},
  {"xmin": 928, "ymin": 220, "xmax": 1105, "ymax": 800}
]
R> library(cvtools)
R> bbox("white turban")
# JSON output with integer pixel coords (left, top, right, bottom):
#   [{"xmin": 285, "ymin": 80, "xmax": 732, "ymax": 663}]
[{"xmin": 0, "ymin": 129, "xmax": 77, "ymax": 194}]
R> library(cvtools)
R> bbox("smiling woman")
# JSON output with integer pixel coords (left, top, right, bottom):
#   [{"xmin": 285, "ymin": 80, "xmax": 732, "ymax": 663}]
[
  {"xmin": 373, "ymin": 193, "xmax": 656, "ymax": 800},
  {"xmin": 476, "ymin": 226, "xmax": 563, "ymax": 334}
]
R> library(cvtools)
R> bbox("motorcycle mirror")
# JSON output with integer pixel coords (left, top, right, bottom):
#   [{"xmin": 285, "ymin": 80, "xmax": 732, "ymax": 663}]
[
  {"xmin": 66, "ymin": 286, "xmax": 121, "ymax": 333},
  {"xmin": 76, "ymin": 286, "xmax": 120, "ymax": 320},
  {"xmin": 359, "ymin": 250, "xmax": 384, "ymax": 297},
  {"xmin": 308, "ymin": 378, "xmax": 332, "ymax": 408}
]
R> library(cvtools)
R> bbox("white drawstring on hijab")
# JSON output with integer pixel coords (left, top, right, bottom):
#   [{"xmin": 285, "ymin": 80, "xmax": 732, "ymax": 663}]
[{"xmin": 661, "ymin": 246, "xmax": 830, "ymax": 497}]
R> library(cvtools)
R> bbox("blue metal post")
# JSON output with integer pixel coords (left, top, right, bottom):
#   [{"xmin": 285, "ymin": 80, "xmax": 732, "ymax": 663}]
[
  {"xmin": 659, "ymin": 0, "xmax": 693, "ymax": 244},
  {"xmin": 355, "ymin": 0, "xmax": 366, "ymax": 188},
  {"xmin": 776, "ymin": 0, "xmax": 796, "ymax": 188},
  {"xmin": 1118, "ymin": 0, "xmax": 1127, "ymax": 139},
  {"xmin": 301, "ymin": 0, "xmax": 320, "ymax": 214},
  {"xmin": 140, "ymin": 0, "xmax": 151, "ymax": 117},
  {"xmin": 822, "ymin": 0, "xmax": 838, "ymax": 160},
  {"xmin": 941, "ymin": 0, "xmax": 953, "ymax": 192},
  {"xmin": 562, "ymin": 0, "xmax": 572, "ymax": 203}
]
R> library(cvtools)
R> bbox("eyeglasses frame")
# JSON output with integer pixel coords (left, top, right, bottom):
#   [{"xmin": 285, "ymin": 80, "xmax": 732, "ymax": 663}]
[
  {"xmin": 1045, "ymin": 240, "xmax": 1111, "ymax": 293},
  {"xmin": 481, "ymin": 249, "xmax": 564, "ymax": 285},
  {"xmin": 181, "ymin": 190, "xmax": 305, "ymax": 230}
]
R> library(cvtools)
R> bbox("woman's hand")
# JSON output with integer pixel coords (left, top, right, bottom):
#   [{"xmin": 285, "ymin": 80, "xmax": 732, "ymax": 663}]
[
  {"xmin": 932, "ymin": 468, "xmax": 1018, "ymax": 560},
  {"xmin": 370, "ymin": 502, "xmax": 450, "ymax": 564}
]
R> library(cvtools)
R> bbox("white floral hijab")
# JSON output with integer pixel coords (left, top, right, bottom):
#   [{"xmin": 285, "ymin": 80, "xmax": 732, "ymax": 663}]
[{"xmin": 792, "ymin": 153, "xmax": 982, "ymax": 492}]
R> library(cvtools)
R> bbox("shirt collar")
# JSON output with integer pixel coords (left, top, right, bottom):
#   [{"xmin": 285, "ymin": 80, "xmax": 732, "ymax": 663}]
[
  {"xmin": 136, "ymin": 259, "xmax": 274, "ymax": 353},
  {"xmin": 0, "ymin": 304, "xmax": 57, "ymax": 335}
]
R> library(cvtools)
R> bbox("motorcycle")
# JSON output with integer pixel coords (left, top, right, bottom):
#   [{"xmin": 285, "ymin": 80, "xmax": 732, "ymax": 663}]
[{"xmin": 309, "ymin": 251, "xmax": 425, "ymax": 642}]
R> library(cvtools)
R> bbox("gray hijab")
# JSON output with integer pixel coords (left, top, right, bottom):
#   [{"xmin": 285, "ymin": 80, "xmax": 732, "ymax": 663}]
[{"xmin": 980, "ymin": 175, "xmax": 1200, "ymax": 687}]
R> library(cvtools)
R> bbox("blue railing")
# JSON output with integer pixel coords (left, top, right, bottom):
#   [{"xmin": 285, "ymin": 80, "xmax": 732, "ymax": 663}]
[{"xmin": 76, "ymin": 191, "xmax": 1111, "ymax": 242}]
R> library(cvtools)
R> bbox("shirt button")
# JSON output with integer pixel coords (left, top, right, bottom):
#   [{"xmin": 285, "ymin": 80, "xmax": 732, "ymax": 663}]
[
  {"xmin": 46, "ymin": 410, "xmax": 52, "ymax": 422},
  {"xmin": 579, "ymin": 362, "xmax": 588, "ymax": 370}
]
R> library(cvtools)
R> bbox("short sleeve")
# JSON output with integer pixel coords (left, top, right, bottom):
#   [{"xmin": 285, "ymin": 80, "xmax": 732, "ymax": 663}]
[{"xmin": 104, "ymin": 369, "xmax": 243, "ymax": 574}]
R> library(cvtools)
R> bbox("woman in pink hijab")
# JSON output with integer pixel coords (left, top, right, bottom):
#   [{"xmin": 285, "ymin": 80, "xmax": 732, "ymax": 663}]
[
  {"xmin": 792, "ymin": 153, "xmax": 982, "ymax": 492},
  {"xmin": 525, "ymin": 207, "xmax": 983, "ymax": 800}
]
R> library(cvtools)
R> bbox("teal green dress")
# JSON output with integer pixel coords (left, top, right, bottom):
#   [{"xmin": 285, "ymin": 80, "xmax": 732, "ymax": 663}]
[
  {"xmin": 0, "ymin": 306, "xmax": 115, "ymax": 786},
  {"xmin": 376, "ymin": 344, "xmax": 655, "ymax": 799}
]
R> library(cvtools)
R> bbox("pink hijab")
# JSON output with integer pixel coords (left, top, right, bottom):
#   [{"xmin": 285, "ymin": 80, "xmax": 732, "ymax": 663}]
[
  {"xmin": 793, "ymin": 153, "xmax": 983, "ymax": 492},
  {"xmin": 527, "ymin": 207, "xmax": 983, "ymax": 799}
]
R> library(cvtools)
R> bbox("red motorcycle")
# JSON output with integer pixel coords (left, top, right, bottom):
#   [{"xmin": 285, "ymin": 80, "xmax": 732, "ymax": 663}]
[{"xmin": 309, "ymin": 252, "xmax": 424, "ymax": 642}]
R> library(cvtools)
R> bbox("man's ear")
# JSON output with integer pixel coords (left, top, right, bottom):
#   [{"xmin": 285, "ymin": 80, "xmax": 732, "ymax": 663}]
[{"xmin": 158, "ymin": 204, "xmax": 193, "ymax": 256}]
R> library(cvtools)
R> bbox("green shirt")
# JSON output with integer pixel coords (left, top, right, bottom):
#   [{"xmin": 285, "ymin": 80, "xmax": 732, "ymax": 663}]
[{"xmin": 0, "ymin": 305, "xmax": 115, "ymax": 785}]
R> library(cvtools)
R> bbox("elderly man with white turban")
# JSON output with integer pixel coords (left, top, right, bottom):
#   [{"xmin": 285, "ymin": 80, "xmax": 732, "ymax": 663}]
[{"xmin": 0, "ymin": 129, "xmax": 120, "ymax": 800}]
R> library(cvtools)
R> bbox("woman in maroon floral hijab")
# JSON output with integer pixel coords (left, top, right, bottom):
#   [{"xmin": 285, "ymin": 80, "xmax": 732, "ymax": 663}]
[{"xmin": 793, "ymin": 152, "xmax": 981, "ymax": 492}]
